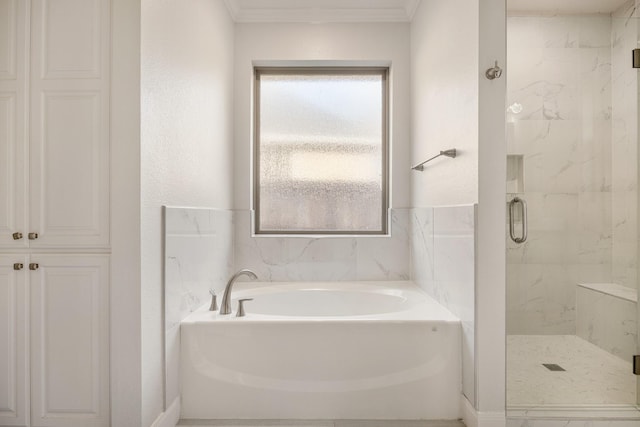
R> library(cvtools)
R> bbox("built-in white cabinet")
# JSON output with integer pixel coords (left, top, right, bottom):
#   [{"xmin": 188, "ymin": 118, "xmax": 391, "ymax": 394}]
[
  {"xmin": 0, "ymin": 255, "xmax": 109, "ymax": 427},
  {"xmin": 29, "ymin": 255, "xmax": 110, "ymax": 427},
  {"xmin": 0, "ymin": 256, "xmax": 28, "ymax": 427},
  {"xmin": 0, "ymin": 0, "xmax": 28, "ymax": 249},
  {"xmin": 0, "ymin": 0, "xmax": 110, "ymax": 249},
  {"xmin": 0, "ymin": 1, "xmax": 111, "ymax": 427}
]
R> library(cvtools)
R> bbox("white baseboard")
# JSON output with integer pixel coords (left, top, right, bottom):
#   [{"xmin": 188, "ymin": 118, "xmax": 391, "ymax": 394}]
[
  {"xmin": 151, "ymin": 397, "xmax": 181, "ymax": 427},
  {"xmin": 462, "ymin": 395, "xmax": 505, "ymax": 427}
]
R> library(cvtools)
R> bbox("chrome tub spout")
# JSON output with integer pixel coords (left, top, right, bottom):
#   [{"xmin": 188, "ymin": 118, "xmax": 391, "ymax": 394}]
[{"xmin": 219, "ymin": 269, "xmax": 258, "ymax": 315}]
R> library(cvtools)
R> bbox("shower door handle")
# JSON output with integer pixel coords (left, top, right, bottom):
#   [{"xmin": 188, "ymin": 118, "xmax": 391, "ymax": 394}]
[{"xmin": 509, "ymin": 197, "xmax": 528, "ymax": 244}]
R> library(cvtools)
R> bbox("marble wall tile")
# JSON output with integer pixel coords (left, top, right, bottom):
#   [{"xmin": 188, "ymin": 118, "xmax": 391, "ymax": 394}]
[
  {"xmin": 507, "ymin": 17, "xmax": 579, "ymax": 49},
  {"xmin": 507, "ymin": 193, "xmax": 579, "ymax": 266},
  {"xmin": 507, "ymin": 47, "xmax": 545, "ymax": 121},
  {"xmin": 567, "ymin": 263, "xmax": 613, "ymax": 285},
  {"xmin": 410, "ymin": 208, "xmax": 434, "ymax": 288},
  {"xmin": 506, "ymin": 14, "xmax": 622, "ymax": 336},
  {"xmin": 576, "ymin": 286, "xmax": 637, "ymax": 360},
  {"xmin": 579, "ymin": 16, "xmax": 612, "ymax": 48},
  {"xmin": 164, "ymin": 207, "xmax": 234, "ymax": 330},
  {"xmin": 234, "ymin": 209, "xmax": 410, "ymax": 282},
  {"xmin": 163, "ymin": 206, "xmax": 235, "ymax": 410},
  {"xmin": 356, "ymin": 209, "xmax": 410, "ymax": 281},
  {"xmin": 580, "ymin": 119, "xmax": 612, "ymax": 193},
  {"xmin": 577, "ymin": 192, "xmax": 612, "ymax": 264},
  {"xmin": 410, "ymin": 204, "xmax": 476, "ymax": 405},
  {"xmin": 521, "ymin": 121, "xmax": 581, "ymax": 193},
  {"xmin": 540, "ymin": 49, "xmax": 582, "ymax": 121},
  {"xmin": 507, "ymin": 264, "xmax": 576, "ymax": 335},
  {"xmin": 611, "ymin": 7, "xmax": 639, "ymax": 290}
]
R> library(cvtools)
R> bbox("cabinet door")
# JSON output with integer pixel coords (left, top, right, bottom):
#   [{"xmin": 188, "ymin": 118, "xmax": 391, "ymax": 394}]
[
  {"xmin": 0, "ymin": 0, "xmax": 28, "ymax": 249},
  {"xmin": 30, "ymin": 255, "xmax": 109, "ymax": 427},
  {"xmin": 29, "ymin": 0, "xmax": 110, "ymax": 248},
  {"xmin": 0, "ymin": 255, "xmax": 28, "ymax": 427}
]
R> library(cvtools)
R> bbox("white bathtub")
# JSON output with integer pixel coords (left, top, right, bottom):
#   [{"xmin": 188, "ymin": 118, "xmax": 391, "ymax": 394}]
[{"xmin": 180, "ymin": 281, "xmax": 461, "ymax": 420}]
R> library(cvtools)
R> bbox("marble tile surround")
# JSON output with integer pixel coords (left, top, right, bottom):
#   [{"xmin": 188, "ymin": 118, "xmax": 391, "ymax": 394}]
[
  {"xmin": 576, "ymin": 284, "xmax": 637, "ymax": 360},
  {"xmin": 410, "ymin": 205, "xmax": 476, "ymax": 406},
  {"xmin": 506, "ymin": 13, "xmax": 633, "ymax": 336},
  {"xmin": 233, "ymin": 209, "xmax": 411, "ymax": 282},
  {"xmin": 164, "ymin": 205, "xmax": 477, "ymax": 413},
  {"xmin": 164, "ymin": 207, "xmax": 234, "ymax": 407},
  {"xmin": 611, "ymin": 3, "xmax": 639, "ymax": 290}
]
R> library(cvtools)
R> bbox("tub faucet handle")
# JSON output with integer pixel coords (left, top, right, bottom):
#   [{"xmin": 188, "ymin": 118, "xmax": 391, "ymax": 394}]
[
  {"xmin": 236, "ymin": 298, "xmax": 253, "ymax": 318},
  {"xmin": 209, "ymin": 289, "xmax": 218, "ymax": 311}
]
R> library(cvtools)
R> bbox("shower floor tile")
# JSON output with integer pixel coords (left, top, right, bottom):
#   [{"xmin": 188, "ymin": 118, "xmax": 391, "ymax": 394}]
[{"xmin": 507, "ymin": 335, "xmax": 636, "ymax": 406}]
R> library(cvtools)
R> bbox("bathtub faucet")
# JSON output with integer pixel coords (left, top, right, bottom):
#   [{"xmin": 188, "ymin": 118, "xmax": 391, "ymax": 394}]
[{"xmin": 220, "ymin": 269, "xmax": 258, "ymax": 315}]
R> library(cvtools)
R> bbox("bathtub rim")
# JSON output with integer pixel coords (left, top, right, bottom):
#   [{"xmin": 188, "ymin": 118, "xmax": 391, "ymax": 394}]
[{"xmin": 181, "ymin": 280, "xmax": 461, "ymax": 323}]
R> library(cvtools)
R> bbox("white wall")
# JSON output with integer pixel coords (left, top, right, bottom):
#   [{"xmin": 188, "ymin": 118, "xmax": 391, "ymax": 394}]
[
  {"xmin": 140, "ymin": 1, "xmax": 235, "ymax": 425},
  {"xmin": 410, "ymin": 0, "xmax": 480, "ymax": 207},
  {"xmin": 477, "ymin": 0, "xmax": 506, "ymax": 417},
  {"xmin": 233, "ymin": 22, "xmax": 411, "ymax": 210},
  {"xmin": 111, "ymin": 0, "xmax": 142, "ymax": 425},
  {"xmin": 410, "ymin": 0, "xmax": 506, "ymax": 422}
]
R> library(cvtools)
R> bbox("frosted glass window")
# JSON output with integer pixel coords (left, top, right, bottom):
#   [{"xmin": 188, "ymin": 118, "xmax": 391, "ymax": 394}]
[{"xmin": 254, "ymin": 68, "xmax": 388, "ymax": 234}]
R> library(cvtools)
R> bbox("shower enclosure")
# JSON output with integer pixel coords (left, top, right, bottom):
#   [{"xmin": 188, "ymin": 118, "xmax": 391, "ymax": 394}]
[{"xmin": 506, "ymin": 0, "xmax": 640, "ymax": 416}]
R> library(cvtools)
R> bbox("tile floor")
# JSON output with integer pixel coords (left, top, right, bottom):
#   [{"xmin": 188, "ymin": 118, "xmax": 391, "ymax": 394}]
[
  {"xmin": 178, "ymin": 420, "xmax": 464, "ymax": 427},
  {"xmin": 507, "ymin": 335, "xmax": 636, "ymax": 406}
]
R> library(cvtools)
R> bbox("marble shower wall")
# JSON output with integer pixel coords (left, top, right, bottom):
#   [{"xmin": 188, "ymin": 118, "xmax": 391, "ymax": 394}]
[
  {"xmin": 410, "ymin": 205, "xmax": 476, "ymax": 406},
  {"xmin": 506, "ymin": 14, "xmax": 615, "ymax": 335},
  {"xmin": 233, "ymin": 209, "xmax": 411, "ymax": 281},
  {"xmin": 611, "ymin": 2, "xmax": 639, "ymax": 290}
]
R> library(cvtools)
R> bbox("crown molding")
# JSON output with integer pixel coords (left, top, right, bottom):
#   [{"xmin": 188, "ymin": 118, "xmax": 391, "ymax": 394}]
[
  {"xmin": 223, "ymin": 0, "xmax": 240, "ymax": 21},
  {"xmin": 404, "ymin": 0, "xmax": 421, "ymax": 21},
  {"xmin": 223, "ymin": 0, "xmax": 419, "ymax": 23}
]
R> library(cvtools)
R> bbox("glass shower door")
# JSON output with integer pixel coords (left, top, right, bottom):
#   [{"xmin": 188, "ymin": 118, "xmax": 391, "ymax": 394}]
[{"xmin": 506, "ymin": 8, "xmax": 640, "ymax": 413}]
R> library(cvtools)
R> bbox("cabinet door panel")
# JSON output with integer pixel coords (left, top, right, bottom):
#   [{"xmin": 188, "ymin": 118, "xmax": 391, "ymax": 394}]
[
  {"xmin": 0, "ymin": 0, "xmax": 27, "ymax": 249},
  {"xmin": 37, "ymin": 0, "xmax": 102, "ymax": 80},
  {"xmin": 30, "ymin": 255, "xmax": 109, "ymax": 427},
  {"xmin": 0, "ymin": 255, "xmax": 28, "ymax": 427},
  {"xmin": 31, "ymin": 91, "xmax": 104, "ymax": 240},
  {"xmin": 0, "ymin": 0, "xmax": 17, "ymax": 79},
  {"xmin": 30, "ymin": 0, "xmax": 109, "ymax": 248}
]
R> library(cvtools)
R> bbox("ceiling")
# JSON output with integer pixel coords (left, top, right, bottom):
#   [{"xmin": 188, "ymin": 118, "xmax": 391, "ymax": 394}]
[{"xmin": 223, "ymin": 0, "xmax": 634, "ymax": 23}]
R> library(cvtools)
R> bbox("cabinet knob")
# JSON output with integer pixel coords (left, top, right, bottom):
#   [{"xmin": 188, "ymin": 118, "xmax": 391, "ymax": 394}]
[
  {"xmin": 28, "ymin": 232, "xmax": 38, "ymax": 240},
  {"xmin": 29, "ymin": 263, "xmax": 39, "ymax": 271},
  {"xmin": 13, "ymin": 263, "xmax": 24, "ymax": 271},
  {"xmin": 12, "ymin": 232, "xmax": 23, "ymax": 240}
]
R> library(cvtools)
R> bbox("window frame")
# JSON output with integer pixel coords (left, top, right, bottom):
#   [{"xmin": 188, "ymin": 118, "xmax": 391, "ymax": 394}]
[{"xmin": 253, "ymin": 66, "xmax": 390, "ymax": 236}]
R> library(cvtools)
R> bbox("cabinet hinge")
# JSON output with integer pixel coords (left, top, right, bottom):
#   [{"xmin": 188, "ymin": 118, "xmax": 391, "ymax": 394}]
[{"xmin": 634, "ymin": 355, "xmax": 640, "ymax": 375}]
